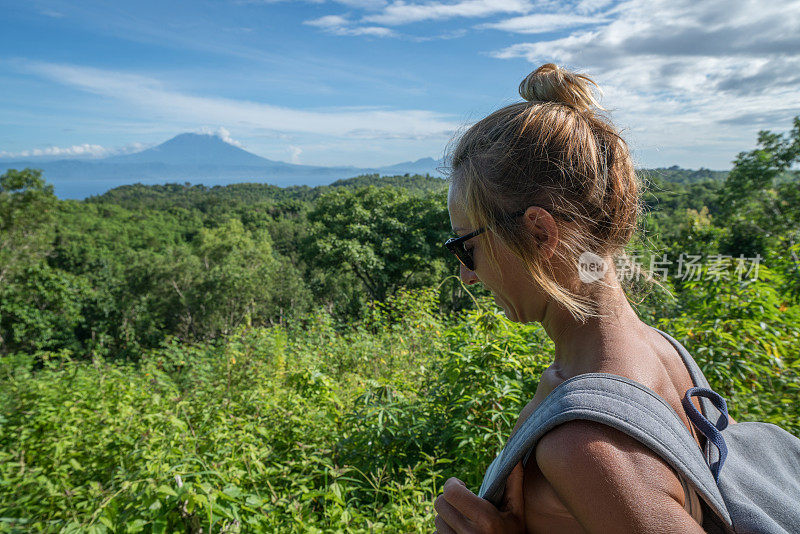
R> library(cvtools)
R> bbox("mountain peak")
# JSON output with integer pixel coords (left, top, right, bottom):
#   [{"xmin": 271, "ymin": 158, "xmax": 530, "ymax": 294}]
[
  {"xmin": 108, "ymin": 132, "xmax": 272, "ymax": 166},
  {"xmin": 164, "ymin": 132, "xmax": 235, "ymax": 145}
]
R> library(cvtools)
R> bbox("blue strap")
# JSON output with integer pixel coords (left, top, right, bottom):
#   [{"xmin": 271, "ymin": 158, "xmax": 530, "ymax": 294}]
[{"xmin": 681, "ymin": 386, "xmax": 729, "ymax": 481}]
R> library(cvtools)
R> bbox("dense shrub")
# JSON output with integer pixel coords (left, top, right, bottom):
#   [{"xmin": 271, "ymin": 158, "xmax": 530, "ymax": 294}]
[{"xmin": 2, "ymin": 283, "xmax": 798, "ymax": 532}]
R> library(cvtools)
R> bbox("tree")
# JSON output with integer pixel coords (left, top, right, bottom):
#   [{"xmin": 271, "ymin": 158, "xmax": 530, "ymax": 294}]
[
  {"xmin": 122, "ymin": 219, "xmax": 311, "ymax": 345},
  {"xmin": 0, "ymin": 169, "xmax": 62, "ymax": 352},
  {"xmin": 0, "ymin": 168, "xmax": 57, "ymax": 284},
  {"xmin": 0, "ymin": 262, "xmax": 89, "ymax": 354},
  {"xmin": 306, "ymin": 186, "xmax": 450, "ymax": 302},
  {"xmin": 717, "ymin": 117, "xmax": 800, "ymax": 254}
]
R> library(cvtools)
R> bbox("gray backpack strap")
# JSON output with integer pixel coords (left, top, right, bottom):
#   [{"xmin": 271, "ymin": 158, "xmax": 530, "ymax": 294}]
[
  {"xmin": 477, "ymin": 373, "xmax": 733, "ymax": 528},
  {"xmin": 651, "ymin": 326, "xmax": 729, "ymax": 471},
  {"xmin": 651, "ymin": 326, "xmax": 727, "ymax": 429}
]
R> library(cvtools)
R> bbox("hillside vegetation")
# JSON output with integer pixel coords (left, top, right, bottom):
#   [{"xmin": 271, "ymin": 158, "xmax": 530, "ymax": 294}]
[{"xmin": 1, "ymin": 118, "xmax": 799, "ymax": 532}]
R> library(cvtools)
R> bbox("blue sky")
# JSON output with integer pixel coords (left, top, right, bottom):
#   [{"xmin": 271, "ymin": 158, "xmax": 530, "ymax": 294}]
[{"xmin": 2, "ymin": 0, "xmax": 799, "ymax": 169}]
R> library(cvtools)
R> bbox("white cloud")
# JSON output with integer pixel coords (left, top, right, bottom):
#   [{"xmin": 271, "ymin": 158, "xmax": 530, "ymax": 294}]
[
  {"xmin": 24, "ymin": 62, "xmax": 457, "ymax": 141},
  {"xmin": 304, "ymin": 14, "xmax": 397, "ymax": 36},
  {"xmin": 479, "ymin": 13, "xmax": 605, "ymax": 34},
  {"xmin": 574, "ymin": 0, "xmax": 612, "ymax": 14},
  {"xmin": 197, "ymin": 126, "xmax": 244, "ymax": 147},
  {"xmin": 333, "ymin": 0, "xmax": 388, "ymax": 8},
  {"xmin": 305, "ymin": 0, "xmax": 607, "ymax": 40},
  {"xmin": 215, "ymin": 127, "xmax": 242, "ymax": 147},
  {"xmin": 240, "ymin": 0, "xmax": 386, "ymax": 5},
  {"xmin": 305, "ymin": 14, "xmax": 350, "ymax": 28},
  {"xmin": 408, "ymin": 28, "xmax": 468, "ymax": 41},
  {"xmin": 489, "ymin": 0, "xmax": 800, "ymax": 166},
  {"xmin": 288, "ymin": 145, "xmax": 303, "ymax": 163},
  {"xmin": 363, "ymin": 0, "xmax": 532, "ymax": 25},
  {"xmin": 0, "ymin": 142, "xmax": 148, "ymax": 160},
  {"xmin": 0, "ymin": 144, "xmax": 107, "ymax": 159},
  {"xmin": 39, "ymin": 9, "xmax": 65, "ymax": 18}
]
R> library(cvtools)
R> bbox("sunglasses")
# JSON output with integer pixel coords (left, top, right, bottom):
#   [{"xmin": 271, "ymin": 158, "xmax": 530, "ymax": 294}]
[{"xmin": 444, "ymin": 209, "xmax": 527, "ymax": 271}]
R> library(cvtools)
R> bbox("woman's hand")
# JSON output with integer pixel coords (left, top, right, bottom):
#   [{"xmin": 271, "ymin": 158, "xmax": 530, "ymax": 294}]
[{"xmin": 433, "ymin": 461, "xmax": 526, "ymax": 534}]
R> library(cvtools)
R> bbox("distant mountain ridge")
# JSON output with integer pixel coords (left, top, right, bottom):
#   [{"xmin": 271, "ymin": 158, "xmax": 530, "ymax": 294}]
[
  {"xmin": 1, "ymin": 133, "xmax": 445, "ymax": 199},
  {"xmin": 3, "ymin": 133, "xmax": 738, "ymax": 200}
]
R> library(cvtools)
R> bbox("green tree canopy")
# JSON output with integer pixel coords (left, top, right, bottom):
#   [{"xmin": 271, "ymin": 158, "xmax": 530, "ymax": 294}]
[
  {"xmin": 0, "ymin": 168, "xmax": 57, "ymax": 284},
  {"xmin": 718, "ymin": 117, "xmax": 800, "ymax": 257},
  {"xmin": 306, "ymin": 186, "xmax": 450, "ymax": 302}
]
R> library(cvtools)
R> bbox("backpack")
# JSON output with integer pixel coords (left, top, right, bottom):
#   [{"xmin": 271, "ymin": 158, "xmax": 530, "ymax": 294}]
[{"xmin": 477, "ymin": 326, "xmax": 800, "ymax": 534}]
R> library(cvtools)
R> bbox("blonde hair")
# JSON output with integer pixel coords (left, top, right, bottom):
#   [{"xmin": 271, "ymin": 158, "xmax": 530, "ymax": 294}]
[{"xmin": 447, "ymin": 63, "xmax": 644, "ymax": 322}]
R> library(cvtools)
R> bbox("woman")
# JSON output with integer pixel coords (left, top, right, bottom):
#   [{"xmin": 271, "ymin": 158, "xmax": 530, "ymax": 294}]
[{"xmin": 433, "ymin": 64, "xmax": 735, "ymax": 533}]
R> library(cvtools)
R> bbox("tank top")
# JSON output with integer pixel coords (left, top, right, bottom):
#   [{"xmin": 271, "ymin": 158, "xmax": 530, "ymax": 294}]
[{"xmin": 680, "ymin": 472, "xmax": 704, "ymax": 525}]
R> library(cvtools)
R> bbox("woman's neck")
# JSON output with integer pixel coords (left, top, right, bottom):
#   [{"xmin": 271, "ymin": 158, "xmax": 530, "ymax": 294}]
[{"xmin": 540, "ymin": 282, "xmax": 646, "ymax": 375}]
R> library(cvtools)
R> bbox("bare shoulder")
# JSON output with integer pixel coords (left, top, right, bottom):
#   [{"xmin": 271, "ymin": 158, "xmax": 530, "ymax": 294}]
[
  {"xmin": 535, "ymin": 419, "xmax": 683, "ymax": 496},
  {"xmin": 534, "ymin": 420, "xmax": 706, "ymax": 533}
]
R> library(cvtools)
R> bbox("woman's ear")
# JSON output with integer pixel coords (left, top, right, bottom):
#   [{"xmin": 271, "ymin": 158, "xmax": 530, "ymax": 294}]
[{"xmin": 523, "ymin": 206, "xmax": 558, "ymax": 260}]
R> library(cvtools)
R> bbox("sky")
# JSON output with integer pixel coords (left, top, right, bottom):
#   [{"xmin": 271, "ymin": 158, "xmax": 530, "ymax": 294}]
[{"xmin": 1, "ymin": 0, "xmax": 799, "ymax": 169}]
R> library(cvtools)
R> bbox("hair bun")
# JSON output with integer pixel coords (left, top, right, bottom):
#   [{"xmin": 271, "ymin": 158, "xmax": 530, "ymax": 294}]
[{"xmin": 519, "ymin": 63, "xmax": 603, "ymax": 111}]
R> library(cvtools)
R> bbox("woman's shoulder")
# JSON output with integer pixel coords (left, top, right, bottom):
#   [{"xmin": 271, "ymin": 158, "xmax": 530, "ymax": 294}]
[{"xmin": 531, "ymin": 417, "xmax": 705, "ymax": 532}]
